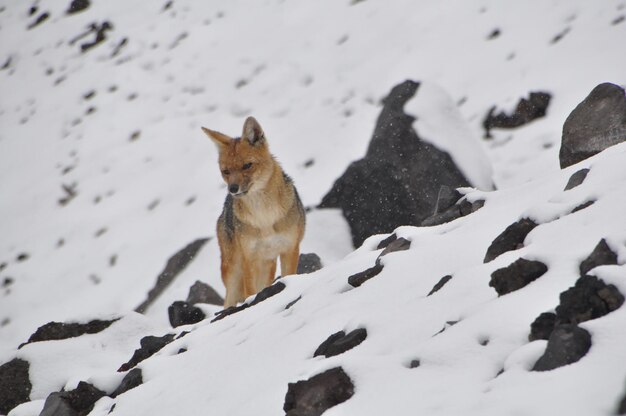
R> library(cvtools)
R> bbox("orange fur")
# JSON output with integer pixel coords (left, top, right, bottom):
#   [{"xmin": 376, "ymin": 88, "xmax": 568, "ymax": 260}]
[{"xmin": 202, "ymin": 117, "xmax": 306, "ymax": 307}]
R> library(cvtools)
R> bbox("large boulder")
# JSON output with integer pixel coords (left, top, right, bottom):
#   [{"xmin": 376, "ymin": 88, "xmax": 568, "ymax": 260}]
[
  {"xmin": 560, "ymin": 83, "xmax": 626, "ymax": 168},
  {"xmin": 320, "ymin": 80, "xmax": 491, "ymax": 247},
  {"xmin": 0, "ymin": 358, "xmax": 31, "ymax": 415}
]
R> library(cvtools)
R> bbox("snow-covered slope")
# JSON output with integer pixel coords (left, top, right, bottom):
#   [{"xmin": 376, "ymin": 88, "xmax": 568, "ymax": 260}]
[{"xmin": 1, "ymin": 0, "xmax": 626, "ymax": 415}]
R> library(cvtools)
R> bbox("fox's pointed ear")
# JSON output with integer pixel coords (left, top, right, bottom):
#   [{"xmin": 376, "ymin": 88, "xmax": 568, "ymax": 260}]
[
  {"xmin": 201, "ymin": 127, "xmax": 231, "ymax": 149},
  {"xmin": 242, "ymin": 116, "xmax": 265, "ymax": 146}
]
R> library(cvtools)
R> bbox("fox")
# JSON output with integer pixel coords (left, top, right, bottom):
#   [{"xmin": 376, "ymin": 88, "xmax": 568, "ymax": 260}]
[{"xmin": 202, "ymin": 117, "xmax": 306, "ymax": 307}]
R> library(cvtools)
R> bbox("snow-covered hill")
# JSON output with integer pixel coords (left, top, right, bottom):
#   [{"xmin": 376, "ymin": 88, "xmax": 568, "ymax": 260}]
[{"xmin": 1, "ymin": 0, "xmax": 626, "ymax": 415}]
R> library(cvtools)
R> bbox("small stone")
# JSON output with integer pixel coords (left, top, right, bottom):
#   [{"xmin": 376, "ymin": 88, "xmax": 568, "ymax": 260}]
[
  {"xmin": 564, "ymin": 168, "xmax": 590, "ymax": 190},
  {"xmin": 118, "ymin": 334, "xmax": 175, "ymax": 372},
  {"xmin": 313, "ymin": 328, "xmax": 367, "ymax": 358},
  {"xmin": 297, "ymin": 253, "xmax": 323, "ymax": 274},
  {"xmin": 529, "ymin": 312, "xmax": 557, "ymax": 341},
  {"xmin": 348, "ymin": 263, "xmax": 384, "ymax": 287},
  {"xmin": 168, "ymin": 301, "xmax": 205, "ymax": 328},
  {"xmin": 428, "ymin": 275, "xmax": 453, "ymax": 296},
  {"xmin": 186, "ymin": 281, "xmax": 223, "ymax": 305}
]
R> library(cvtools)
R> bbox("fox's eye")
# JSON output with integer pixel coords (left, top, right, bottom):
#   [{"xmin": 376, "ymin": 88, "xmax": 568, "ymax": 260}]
[
  {"xmin": 222, "ymin": 169, "xmax": 230, "ymax": 175},
  {"xmin": 242, "ymin": 162, "xmax": 253, "ymax": 170}
]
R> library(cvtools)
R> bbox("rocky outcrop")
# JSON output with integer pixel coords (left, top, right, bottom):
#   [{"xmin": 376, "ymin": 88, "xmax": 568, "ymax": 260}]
[
  {"xmin": 319, "ymin": 80, "xmax": 472, "ymax": 247},
  {"xmin": 560, "ymin": 83, "xmax": 626, "ymax": 168}
]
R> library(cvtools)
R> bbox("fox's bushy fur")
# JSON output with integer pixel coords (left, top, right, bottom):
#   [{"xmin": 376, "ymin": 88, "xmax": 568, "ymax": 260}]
[{"xmin": 202, "ymin": 117, "xmax": 305, "ymax": 307}]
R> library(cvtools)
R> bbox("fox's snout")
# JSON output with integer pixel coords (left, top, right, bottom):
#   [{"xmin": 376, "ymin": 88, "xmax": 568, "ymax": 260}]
[{"xmin": 228, "ymin": 184, "xmax": 240, "ymax": 194}]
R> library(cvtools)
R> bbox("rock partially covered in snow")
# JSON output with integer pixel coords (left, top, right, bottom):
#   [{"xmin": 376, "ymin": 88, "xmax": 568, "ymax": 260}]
[
  {"xmin": 560, "ymin": 83, "xmax": 626, "ymax": 168},
  {"xmin": 489, "ymin": 258, "xmax": 548, "ymax": 295},
  {"xmin": 0, "ymin": 358, "xmax": 31, "ymax": 415},
  {"xmin": 532, "ymin": 324, "xmax": 591, "ymax": 371},
  {"xmin": 284, "ymin": 367, "xmax": 354, "ymax": 416},
  {"xmin": 320, "ymin": 80, "xmax": 491, "ymax": 247},
  {"xmin": 483, "ymin": 218, "xmax": 538, "ymax": 263},
  {"xmin": 579, "ymin": 239, "xmax": 619, "ymax": 276},
  {"xmin": 313, "ymin": 328, "xmax": 367, "ymax": 358},
  {"xmin": 482, "ymin": 91, "xmax": 551, "ymax": 138},
  {"xmin": 19, "ymin": 318, "xmax": 118, "ymax": 348},
  {"xmin": 39, "ymin": 381, "xmax": 106, "ymax": 416}
]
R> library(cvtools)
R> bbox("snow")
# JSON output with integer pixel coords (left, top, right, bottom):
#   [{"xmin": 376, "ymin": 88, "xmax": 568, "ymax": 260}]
[{"xmin": 1, "ymin": 0, "xmax": 626, "ymax": 415}]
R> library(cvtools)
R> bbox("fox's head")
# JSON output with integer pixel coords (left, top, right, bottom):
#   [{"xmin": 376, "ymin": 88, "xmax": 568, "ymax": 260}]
[{"xmin": 202, "ymin": 116, "xmax": 275, "ymax": 197}]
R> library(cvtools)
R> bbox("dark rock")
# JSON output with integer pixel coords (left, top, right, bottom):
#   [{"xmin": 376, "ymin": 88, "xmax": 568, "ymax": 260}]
[
  {"xmin": 284, "ymin": 367, "xmax": 354, "ymax": 416},
  {"xmin": 111, "ymin": 368, "xmax": 142, "ymax": 398},
  {"xmin": 571, "ymin": 200, "xmax": 595, "ymax": 213},
  {"xmin": 297, "ymin": 253, "xmax": 323, "ymax": 274},
  {"xmin": 409, "ymin": 359, "xmax": 421, "ymax": 368},
  {"xmin": 211, "ymin": 282, "xmax": 286, "ymax": 322},
  {"xmin": 421, "ymin": 198, "xmax": 485, "ymax": 227},
  {"xmin": 186, "ymin": 280, "xmax": 223, "ymax": 306},
  {"xmin": 556, "ymin": 275, "xmax": 624, "ymax": 325},
  {"xmin": 67, "ymin": 0, "xmax": 90, "ymax": 14},
  {"xmin": 135, "ymin": 238, "xmax": 209, "ymax": 313},
  {"xmin": 564, "ymin": 168, "xmax": 590, "ymax": 190},
  {"xmin": 619, "ymin": 387, "xmax": 626, "ymax": 415},
  {"xmin": 0, "ymin": 358, "xmax": 31, "ymax": 415},
  {"xmin": 560, "ymin": 83, "xmax": 626, "ymax": 168},
  {"xmin": 376, "ymin": 233, "xmax": 397, "ymax": 250},
  {"xmin": 41, "ymin": 382, "xmax": 106, "ymax": 416},
  {"xmin": 249, "ymin": 281, "xmax": 286, "ymax": 306},
  {"xmin": 39, "ymin": 393, "xmax": 78, "ymax": 416},
  {"xmin": 433, "ymin": 186, "xmax": 463, "ymax": 215},
  {"xmin": 427, "ymin": 275, "xmax": 453, "ymax": 296},
  {"xmin": 80, "ymin": 21, "xmax": 113, "ymax": 53},
  {"xmin": 20, "ymin": 318, "xmax": 118, "ymax": 348},
  {"xmin": 579, "ymin": 239, "xmax": 619, "ymax": 276},
  {"xmin": 483, "ymin": 218, "xmax": 538, "ymax": 263},
  {"xmin": 529, "ymin": 312, "xmax": 557, "ymax": 341},
  {"xmin": 285, "ymin": 296, "xmax": 301, "ymax": 310},
  {"xmin": 118, "ymin": 334, "xmax": 175, "ymax": 372},
  {"xmin": 379, "ymin": 237, "xmax": 411, "ymax": 258},
  {"xmin": 532, "ymin": 324, "xmax": 591, "ymax": 371},
  {"xmin": 168, "ymin": 301, "xmax": 205, "ymax": 328},
  {"xmin": 319, "ymin": 80, "xmax": 472, "ymax": 247},
  {"xmin": 489, "ymin": 258, "xmax": 548, "ymax": 295},
  {"xmin": 483, "ymin": 92, "xmax": 551, "ymax": 138},
  {"xmin": 313, "ymin": 329, "xmax": 367, "ymax": 358},
  {"xmin": 27, "ymin": 12, "xmax": 49, "ymax": 30},
  {"xmin": 348, "ymin": 263, "xmax": 384, "ymax": 287}
]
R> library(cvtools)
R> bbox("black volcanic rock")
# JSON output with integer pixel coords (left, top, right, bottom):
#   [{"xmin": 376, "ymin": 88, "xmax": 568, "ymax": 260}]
[
  {"xmin": 483, "ymin": 91, "xmax": 551, "ymax": 138},
  {"xmin": 532, "ymin": 324, "xmax": 591, "ymax": 371},
  {"xmin": 211, "ymin": 282, "xmax": 287, "ymax": 322},
  {"xmin": 421, "ymin": 198, "xmax": 484, "ymax": 227},
  {"xmin": 560, "ymin": 83, "xmax": 626, "ymax": 168},
  {"xmin": 484, "ymin": 218, "xmax": 538, "ymax": 263},
  {"xmin": 556, "ymin": 275, "xmax": 624, "ymax": 325},
  {"xmin": 40, "ymin": 381, "xmax": 106, "ymax": 416},
  {"xmin": 428, "ymin": 275, "xmax": 453, "ymax": 296},
  {"xmin": 186, "ymin": 280, "xmax": 223, "ymax": 306},
  {"xmin": 67, "ymin": 0, "xmax": 90, "ymax": 14},
  {"xmin": 529, "ymin": 312, "xmax": 557, "ymax": 341},
  {"xmin": 284, "ymin": 367, "xmax": 354, "ymax": 416},
  {"xmin": 313, "ymin": 329, "xmax": 367, "ymax": 358},
  {"xmin": 0, "ymin": 358, "xmax": 31, "ymax": 415},
  {"xmin": 118, "ymin": 334, "xmax": 175, "ymax": 372},
  {"xmin": 348, "ymin": 263, "xmax": 384, "ymax": 288},
  {"xmin": 20, "ymin": 318, "xmax": 118, "ymax": 348},
  {"xmin": 297, "ymin": 253, "xmax": 323, "ymax": 274},
  {"xmin": 168, "ymin": 301, "xmax": 206, "ymax": 328},
  {"xmin": 319, "ymin": 80, "xmax": 471, "ymax": 247},
  {"xmin": 579, "ymin": 239, "xmax": 619, "ymax": 276},
  {"xmin": 490, "ymin": 258, "xmax": 548, "ymax": 295},
  {"xmin": 564, "ymin": 168, "xmax": 590, "ymax": 190},
  {"xmin": 111, "ymin": 368, "xmax": 143, "ymax": 398}
]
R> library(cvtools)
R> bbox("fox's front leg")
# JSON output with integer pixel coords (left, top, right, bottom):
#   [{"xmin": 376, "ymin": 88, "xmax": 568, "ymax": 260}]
[
  {"xmin": 280, "ymin": 243, "xmax": 300, "ymax": 277},
  {"xmin": 244, "ymin": 259, "xmax": 277, "ymax": 298}
]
